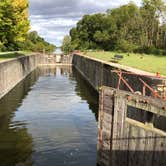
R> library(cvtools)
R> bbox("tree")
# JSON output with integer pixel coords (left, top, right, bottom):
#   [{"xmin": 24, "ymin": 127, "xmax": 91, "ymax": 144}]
[
  {"xmin": 107, "ymin": 2, "xmax": 143, "ymax": 51},
  {"xmin": 22, "ymin": 31, "xmax": 56, "ymax": 53},
  {"xmin": 0, "ymin": 0, "xmax": 14, "ymax": 50},
  {"xmin": 0, "ymin": 0, "xmax": 30, "ymax": 50},
  {"xmin": 70, "ymin": 27, "xmax": 80, "ymax": 49},
  {"xmin": 69, "ymin": 0, "xmax": 166, "ymax": 54},
  {"xmin": 62, "ymin": 35, "xmax": 73, "ymax": 54},
  {"xmin": 0, "ymin": 1, "xmax": 55, "ymax": 53},
  {"xmin": 70, "ymin": 14, "xmax": 109, "ymax": 50},
  {"xmin": 141, "ymin": 0, "xmax": 166, "ymax": 48},
  {"xmin": 12, "ymin": 0, "xmax": 30, "ymax": 42}
]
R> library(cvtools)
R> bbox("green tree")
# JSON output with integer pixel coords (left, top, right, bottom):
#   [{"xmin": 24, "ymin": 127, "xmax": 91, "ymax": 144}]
[
  {"xmin": 107, "ymin": 2, "xmax": 142, "ymax": 51},
  {"xmin": 69, "ymin": 0, "xmax": 166, "ymax": 54},
  {"xmin": 0, "ymin": 0, "xmax": 30, "ymax": 51},
  {"xmin": 62, "ymin": 35, "xmax": 73, "ymax": 54},
  {"xmin": 141, "ymin": 0, "xmax": 166, "ymax": 48},
  {"xmin": 0, "ymin": 0, "xmax": 14, "ymax": 50},
  {"xmin": 12, "ymin": 0, "xmax": 30, "ymax": 42},
  {"xmin": 22, "ymin": 31, "xmax": 56, "ymax": 53}
]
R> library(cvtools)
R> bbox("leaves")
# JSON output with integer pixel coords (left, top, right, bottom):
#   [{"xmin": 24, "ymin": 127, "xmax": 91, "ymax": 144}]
[
  {"xmin": 62, "ymin": 35, "xmax": 73, "ymax": 54},
  {"xmin": 22, "ymin": 31, "xmax": 56, "ymax": 53},
  {"xmin": 0, "ymin": 0, "xmax": 29, "ymax": 50},
  {"xmin": 0, "ymin": 0, "xmax": 55, "ymax": 52},
  {"xmin": 69, "ymin": 0, "xmax": 166, "ymax": 54}
]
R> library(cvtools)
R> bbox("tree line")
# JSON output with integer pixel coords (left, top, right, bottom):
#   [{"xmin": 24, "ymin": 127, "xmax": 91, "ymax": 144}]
[
  {"xmin": 0, "ymin": 0, "xmax": 55, "ymax": 53},
  {"xmin": 63, "ymin": 0, "xmax": 166, "ymax": 55}
]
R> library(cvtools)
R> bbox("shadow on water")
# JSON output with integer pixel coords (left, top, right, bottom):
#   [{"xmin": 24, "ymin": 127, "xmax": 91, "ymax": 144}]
[
  {"xmin": 0, "ymin": 69, "xmax": 41, "ymax": 166},
  {"xmin": 98, "ymin": 146, "xmax": 166, "ymax": 166},
  {"xmin": 0, "ymin": 66, "xmax": 99, "ymax": 166},
  {"xmin": 72, "ymin": 67, "xmax": 99, "ymax": 121}
]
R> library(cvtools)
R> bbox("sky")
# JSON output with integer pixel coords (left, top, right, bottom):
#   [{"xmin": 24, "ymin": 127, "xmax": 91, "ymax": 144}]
[{"xmin": 29, "ymin": 0, "xmax": 142, "ymax": 46}]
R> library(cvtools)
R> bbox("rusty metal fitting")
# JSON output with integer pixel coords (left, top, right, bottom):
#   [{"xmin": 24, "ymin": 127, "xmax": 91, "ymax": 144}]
[
  {"xmin": 127, "ymin": 95, "xmax": 132, "ymax": 102},
  {"xmin": 163, "ymin": 106, "xmax": 166, "ymax": 111},
  {"xmin": 144, "ymin": 99, "xmax": 149, "ymax": 104}
]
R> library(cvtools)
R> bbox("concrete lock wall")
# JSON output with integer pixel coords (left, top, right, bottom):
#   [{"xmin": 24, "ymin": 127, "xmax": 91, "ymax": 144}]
[
  {"xmin": 0, "ymin": 52, "xmax": 166, "ymax": 166},
  {"xmin": 72, "ymin": 54, "xmax": 166, "ymax": 166},
  {"xmin": 41, "ymin": 54, "xmax": 73, "ymax": 65},
  {"xmin": 98, "ymin": 86, "xmax": 166, "ymax": 166},
  {"xmin": 1, "ymin": 53, "xmax": 165, "ymax": 100},
  {"xmin": 72, "ymin": 54, "xmax": 166, "ymax": 97},
  {"xmin": 0, "ymin": 54, "xmax": 45, "ymax": 99},
  {"xmin": 0, "ymin": 54, "xmax": 73, "ymax": 100}
]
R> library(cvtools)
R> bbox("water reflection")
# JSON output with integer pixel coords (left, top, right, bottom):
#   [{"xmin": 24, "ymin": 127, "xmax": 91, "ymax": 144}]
[
  {"xmin": 0, "ymin": 70, "xmax": 39, "ymax": 166},
  {"xmin": 72, "ymin": 67, "xmax": 99, "ymax": 121},
  {"xmin": 54, "ymin": 47, "xmax": 63, "ymax": 54},
  {"xmin": 0, "ymin": 66, "xmax": 98, "ymax": 166}
]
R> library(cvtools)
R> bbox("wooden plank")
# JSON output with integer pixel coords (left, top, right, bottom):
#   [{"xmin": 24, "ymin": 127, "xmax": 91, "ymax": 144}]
[
  {"xmin": 111, "ymin": 93, "xmax": 127, "ymax": 166},
  {"xmin": 128, "ymin": 125, "xmax": 139, "ymax": 166},
  {"xmin": 144, "ymin": 130, "xmax": 154, "ymax": 166},
  {"xmin": 152, "ymin": 133, "xmax": 166, "ymax": 166},
  {"xmin": 97, "ymin": 87, "xmax": 166, "ymax": 166}
]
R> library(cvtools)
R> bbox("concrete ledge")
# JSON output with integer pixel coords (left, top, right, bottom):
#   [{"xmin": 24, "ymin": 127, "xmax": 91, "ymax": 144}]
[
  {"xmin": 0, "ymin": 54, "xmax": 73, "ymax": 100},
  {"xmin": 39, "ymin": 63, "xmax": 72, "ymax": 66},
  {"xmin": 0, "ymin": 54, "xmax": 43, "ymax": 99},
  {"xmin": 75, "ymin": 53, "xmax": 166, "ymax": 79},
  {"xmin": 72, "ymin": 53, "xmax": 166, "ymax": 97}
]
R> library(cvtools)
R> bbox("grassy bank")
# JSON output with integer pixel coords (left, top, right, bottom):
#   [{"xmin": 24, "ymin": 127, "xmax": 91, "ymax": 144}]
[
  {"xmin": 0, "ymin": 51, "xmax": 31, "ymax": 61},
  {"xmin": 84, "ymin": 51, "xmax": 166, "ymax": 76}
]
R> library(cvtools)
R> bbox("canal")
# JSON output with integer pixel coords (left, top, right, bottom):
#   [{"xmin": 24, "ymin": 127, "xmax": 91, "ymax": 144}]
[{"xmin": 0, "ymin": 66, "xmax": 99, "ymax": 166}]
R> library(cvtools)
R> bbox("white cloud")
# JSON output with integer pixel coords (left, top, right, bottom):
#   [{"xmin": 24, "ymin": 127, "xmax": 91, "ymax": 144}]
[{"xmin": 29, "ymin": 0, "xmax": 142, "ymax": 46}]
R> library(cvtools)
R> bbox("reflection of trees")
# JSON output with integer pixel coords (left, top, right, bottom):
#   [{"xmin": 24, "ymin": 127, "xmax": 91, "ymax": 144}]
[
  {"xmin": 0, "ymin": 66, "xmax": 99, "ymax": 165},
  {"xmin": 38, "ymin": 66, "xmax": 57, "ymax": 76},
  {"xmin": 38, "ymin": 66, "xmax": 72, "ymax": 77},
  {"xmin": 0, "ymin": 128, "xmax": 33, "ymax": 166},
  {"xmin": 72, "ymin": 67, "xmax": 99, "ymax": 121},
  {"xmin": 60, "ymin": 66, "xmax": 72, "ymax": 76},
  {"xmin": 0, "ymin": 69, "xmax": 40, "ymax": 166}
]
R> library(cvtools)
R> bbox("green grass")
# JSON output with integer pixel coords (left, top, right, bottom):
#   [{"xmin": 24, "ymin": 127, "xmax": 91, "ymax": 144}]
[
  {"xmin": 84, "ymin": 51, "xmax": 166, "ymax": 76},
  {"xmin": 0, "ymin": 51, "xmax": 31, "ymax": 61}
]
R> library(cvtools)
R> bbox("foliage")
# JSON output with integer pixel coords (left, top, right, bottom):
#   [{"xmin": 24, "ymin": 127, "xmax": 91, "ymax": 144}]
[
  {"xmin": 61, "ymin": 35, "xmax": 73, "ymax": 54},
  {"xmin": 115, "ymin": 39, "xmax": 138, "ymax": 52},
  {"xmin": 0, "ymin": 0, "xmax": 30, "ymax": 51},
  {"xmin": 19, "ymin": 31, "xmax": 56, "ymax": 53},
  {"xmin": 0, "ymin": 0, "xmax": 55, "ymax": 53},
  {"xmin": 69, "ymin": 0, "xmax": 166, "ymax": 54}
]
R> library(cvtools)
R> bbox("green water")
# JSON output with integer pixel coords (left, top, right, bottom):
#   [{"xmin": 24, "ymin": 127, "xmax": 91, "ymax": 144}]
[{"xmin": 0, "ymin": 66, "xmax": 98, "ymax": 166}]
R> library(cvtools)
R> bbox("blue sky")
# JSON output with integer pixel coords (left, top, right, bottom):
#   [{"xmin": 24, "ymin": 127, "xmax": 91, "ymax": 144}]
[{"xmin": 29, "ymin": 0, "xmax": 142, "ymax": 46}]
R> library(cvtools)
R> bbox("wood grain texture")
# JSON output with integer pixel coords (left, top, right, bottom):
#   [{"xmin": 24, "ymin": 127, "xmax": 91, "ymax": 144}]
[{"xmin": 98, "ymin": 87, "xmax": 166, "ymax": 166}]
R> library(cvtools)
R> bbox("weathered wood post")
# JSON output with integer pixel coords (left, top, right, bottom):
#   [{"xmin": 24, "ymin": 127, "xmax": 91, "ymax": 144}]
[
  {"xmin": 97, "ymin": 87, "xmax": 115, "ymax": 166},
  {"xmin": 97, "ymin": 86, "xmax": 166, "ymax": 166}
]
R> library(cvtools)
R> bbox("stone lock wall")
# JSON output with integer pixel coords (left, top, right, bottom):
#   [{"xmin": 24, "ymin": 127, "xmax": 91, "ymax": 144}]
[
  {"xmin": 40, "ymin": 54, "xmax": 73, "ymax": 65},
  {"xmin": 0, "ymin": 54, "xmax": 44, "ymax": 99},
  {"xmin": 72, "ymin": 53, "xmax": 166, "ymax": 166},
  {"xmin": 0, "ymin": 54, "xmax": 73, "ymax": 100},
  {"xmin": 72, "ymin": 54, "xmax": 166, "ymax": 97},
  {"xmin": 0, "ymin": 53, "xmax": 165, "ymax": 166}
]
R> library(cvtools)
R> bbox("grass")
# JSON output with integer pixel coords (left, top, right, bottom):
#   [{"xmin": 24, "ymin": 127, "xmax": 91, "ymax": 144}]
[
  {"xmin": 83, "ymin": 51, "xmax": 166, "ymax": 76},
  {"xmin": 0, "ymin": 51, "xmax": 31, "ymax": 61}
]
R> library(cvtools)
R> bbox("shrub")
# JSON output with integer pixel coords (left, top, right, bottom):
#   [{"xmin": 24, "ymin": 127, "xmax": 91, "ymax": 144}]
[{"xmin": 115, "ymin": 39, "xmax": 138, "ymax": 53}]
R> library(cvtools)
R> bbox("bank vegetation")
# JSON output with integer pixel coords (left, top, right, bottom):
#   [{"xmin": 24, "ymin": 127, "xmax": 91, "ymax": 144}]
[
  {"xmin": 0, "ymin": 0, "xmax": 55, "ymax": 53},
  {"xmin": 63, "ymin": 0, "xmax": 166, "ymax": 56}
]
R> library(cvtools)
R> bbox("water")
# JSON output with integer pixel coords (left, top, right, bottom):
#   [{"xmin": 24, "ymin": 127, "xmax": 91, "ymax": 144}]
[
  {"xmin": 54, "ymin": 47, "xmax": 63, "ymax": 54},
  {"xmin": 0, "ymin": 66, "xmax": 98, "ymax": 166}
]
